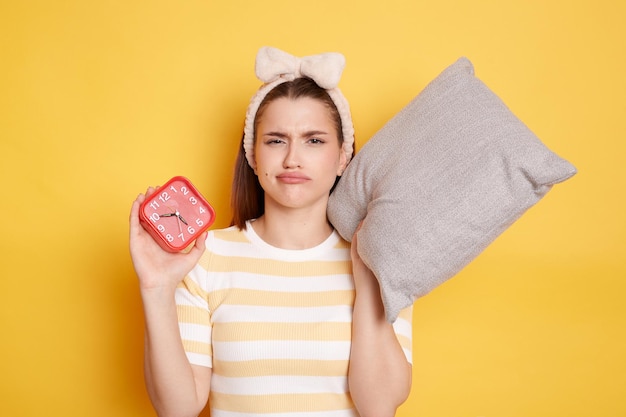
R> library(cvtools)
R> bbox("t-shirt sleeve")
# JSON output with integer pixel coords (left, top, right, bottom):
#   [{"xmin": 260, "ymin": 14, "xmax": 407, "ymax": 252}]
[
  {"xmin": 393, "ymin": 305, "xmax": 413, "ymax": 364},
  {"xmin": 175, "ymin": 255, "xmax": 213, "ymax": 368}
]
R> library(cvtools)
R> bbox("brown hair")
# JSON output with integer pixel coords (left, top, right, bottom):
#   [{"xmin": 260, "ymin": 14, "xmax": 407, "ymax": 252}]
[{"xmin": 230, "ymin": 78, "xmax": 345, "ymax": 229}]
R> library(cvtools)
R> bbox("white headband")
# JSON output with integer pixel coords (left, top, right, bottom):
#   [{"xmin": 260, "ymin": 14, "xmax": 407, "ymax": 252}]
[{"xmin": 243, "ymin": 46, "xmax": 355, "ymax": 169}]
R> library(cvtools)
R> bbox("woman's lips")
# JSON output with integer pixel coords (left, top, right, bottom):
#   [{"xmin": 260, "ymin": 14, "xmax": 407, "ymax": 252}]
[{"xmin": 276, "ymin": 173, "xmax": 310, "ymax": 184}]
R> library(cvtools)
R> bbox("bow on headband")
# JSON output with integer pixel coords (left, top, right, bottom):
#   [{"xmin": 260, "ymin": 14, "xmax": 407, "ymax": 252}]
[
  {"xmin": 243, "ymin": 46, "xmax": 354, "ymax": 169},
  {"xmin": 255, "ymin": 46, "xmax": 346, "ymax": 89}
]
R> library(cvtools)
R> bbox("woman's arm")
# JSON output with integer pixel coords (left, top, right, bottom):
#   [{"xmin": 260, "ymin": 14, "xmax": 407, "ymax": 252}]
[
  {"xmin": 348, "ymin": 230, "xmax": 412, "ymax": 417},
  {"xmin": 130, "ymin": 190, "xmax": 211, "ymax": 417},
  {"xmin": 141, "ymin": 287, "xmax": 211, "ymax": 417}
]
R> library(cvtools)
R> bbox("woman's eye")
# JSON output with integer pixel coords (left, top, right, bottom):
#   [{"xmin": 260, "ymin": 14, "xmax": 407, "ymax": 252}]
[
  {"xmin": 308, "ymin": 138, "xmax": 324, "ymax": 144},
  {"xmin": 266, "ymin": 138, "xmax": 285, "ymax": 144}
]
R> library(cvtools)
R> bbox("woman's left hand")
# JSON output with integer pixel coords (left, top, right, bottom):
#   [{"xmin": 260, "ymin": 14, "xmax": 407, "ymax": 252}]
[{"xmin": 348, "ymin": 221, "xmax": 412, "ymax": 417}]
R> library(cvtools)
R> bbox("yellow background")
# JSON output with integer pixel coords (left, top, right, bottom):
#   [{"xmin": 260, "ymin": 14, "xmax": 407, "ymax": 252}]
[{"xmin": 1, "ymin": 0, "xmax": 624, "ymax": 416}]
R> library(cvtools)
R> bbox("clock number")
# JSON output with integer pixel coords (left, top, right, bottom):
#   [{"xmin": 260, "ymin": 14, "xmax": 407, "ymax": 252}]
[
  {"xmin": 166, "ymin": 234, "xmax": 174, "ymax": 242},
  {"xmin": 187, "ymin": 226, "xmax": 196, "ymax": 235},
  {"xmin": 181, "ymin": 186, "xmax": 189, "ymax": 196},
  {"xmin": 189, "ymin": 196, "xmax": 197, "ymax": 205},
  {"xmin": 149, "ymin": 201, "xmax": 160, "ymax": 210},
  {"xmin": 195, "ymin": 218, "xmax": 204, "ymax": 227},
  {"xmin": 169, "ymin": 185, "xmax": 178, "ymax": 193},
  {"xmin": 157, "ymin": 224, "xmax": 165, "ymax": 232},
  {"xmin": 199, "ymin": 206, "xmax": 206, "ymax": 214},
  {"xmin": 149, "ymin": 213, "xmax": 160, "ymax": 223},
  {"xmin": 178, "ymin": 233, "xmax": 185, "ymax": 242},
  {"xmin": 159, "ymin": 192, "xmax": 171, "ymax": 203}
]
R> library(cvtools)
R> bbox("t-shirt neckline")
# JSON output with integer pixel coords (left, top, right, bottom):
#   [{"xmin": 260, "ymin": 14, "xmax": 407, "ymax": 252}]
[{"xmin": 244, "ymin": 220, "xmax": 341, "ymax": 259}]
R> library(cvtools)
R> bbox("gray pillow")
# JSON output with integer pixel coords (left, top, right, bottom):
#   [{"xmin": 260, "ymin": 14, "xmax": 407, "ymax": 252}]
[{"xmin": 328, "ymin": 57, "xmax": 577, "ymax": 323}]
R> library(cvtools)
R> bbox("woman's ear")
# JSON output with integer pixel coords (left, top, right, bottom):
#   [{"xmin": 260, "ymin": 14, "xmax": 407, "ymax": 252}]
[
  {"xmin": 252, "ymin": 157, "xmax": 258, "ymax": 175},
  {"xmin": 337, "ymin": 151, "xmax": 348, "ymax": 176}
]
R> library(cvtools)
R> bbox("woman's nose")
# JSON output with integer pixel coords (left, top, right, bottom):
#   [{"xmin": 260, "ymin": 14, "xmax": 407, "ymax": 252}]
[{"xmin": 283, "ymin": 143, "xmax": 302, "ymax": 168}]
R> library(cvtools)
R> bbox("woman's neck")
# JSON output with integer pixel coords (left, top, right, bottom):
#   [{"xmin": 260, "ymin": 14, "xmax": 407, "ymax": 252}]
[{"xmin": 251, "ymin": 208, "xmax": 333, "ymax": 250}]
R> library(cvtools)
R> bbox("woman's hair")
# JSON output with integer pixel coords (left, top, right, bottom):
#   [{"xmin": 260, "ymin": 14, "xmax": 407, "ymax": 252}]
[{"xmin": 230, "ymin": 77, "xmax": 345, "ymax": 229}]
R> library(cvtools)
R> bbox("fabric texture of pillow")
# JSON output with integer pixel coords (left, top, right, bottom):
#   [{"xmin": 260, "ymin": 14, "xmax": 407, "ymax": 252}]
[{"xmin": 327, "ymin": 57, "xmax": 577, "ymax": 323}]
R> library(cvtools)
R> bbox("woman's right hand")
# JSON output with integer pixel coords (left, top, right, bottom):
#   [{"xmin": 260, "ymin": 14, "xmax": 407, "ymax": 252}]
[{"xmin": 129, "ymin": 186, "xmax": 207, "ymax": 293}]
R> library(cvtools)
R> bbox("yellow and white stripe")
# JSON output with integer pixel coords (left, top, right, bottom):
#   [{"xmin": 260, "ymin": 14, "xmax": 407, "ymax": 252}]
[{"xmin": 175, "ymin": 223, "xmax": 412, "ymax": 416}]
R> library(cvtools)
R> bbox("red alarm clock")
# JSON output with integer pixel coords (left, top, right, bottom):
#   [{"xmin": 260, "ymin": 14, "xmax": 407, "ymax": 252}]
[{"xmin": 139, "ymin": 176, "xmax": 216, "ymax": 252}]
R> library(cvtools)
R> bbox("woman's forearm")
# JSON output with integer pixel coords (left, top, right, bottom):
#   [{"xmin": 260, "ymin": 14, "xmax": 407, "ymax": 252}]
[
  {"xmin": 348, "ymin": 270, "xmax": 412, "ymax": 417},
  {"xmin": 141, "ymin": 287, "xmax": 209, "ymax": 417}
]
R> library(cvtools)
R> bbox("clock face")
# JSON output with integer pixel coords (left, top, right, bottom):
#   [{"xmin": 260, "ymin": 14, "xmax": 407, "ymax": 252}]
[{"xmin": 139, "ymin": 176, "xmax": 216, "ymax": 252}]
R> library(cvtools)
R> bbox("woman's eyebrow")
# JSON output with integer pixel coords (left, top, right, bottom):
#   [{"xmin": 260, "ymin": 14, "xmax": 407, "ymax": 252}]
[
  {"xmin": 303, "ymin": 130, "xmax": 329, "ymax": 136},
  {"xmin": 262, "ymin": 130, "xmax": 329, "ymax": 138},
  {"xmin": 262, "ymin": 131, "xmax": 290, "ymax": 138}
]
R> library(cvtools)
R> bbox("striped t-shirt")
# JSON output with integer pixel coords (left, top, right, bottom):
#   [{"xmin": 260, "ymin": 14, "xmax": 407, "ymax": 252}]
[{"xmin": 176, "ymin": 221, "xmax": 413, "ymax": 417}]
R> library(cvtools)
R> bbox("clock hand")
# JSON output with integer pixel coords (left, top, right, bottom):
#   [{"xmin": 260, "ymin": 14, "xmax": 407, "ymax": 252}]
[
  {"xmin": 157, "ymin": 208, "xmax": 187, "ymax": 230},
  {"xmin": 159, "ymin": 205, "xmax": 178, "ymax": 217},
  {"xmin": 158, "ymin": 213, "xmax": 177, "ymax": 218},
  {"xmin": 167, "ymin": 209, "xmax": 189, "ymax": 226},
  {"xmin": 175, "ymin": 212, "xmax": 183, "ymax": 233}
]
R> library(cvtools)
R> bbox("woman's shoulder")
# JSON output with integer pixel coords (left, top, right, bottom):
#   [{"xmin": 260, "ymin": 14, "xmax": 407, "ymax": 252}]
[
  {"xmin": 208, "ymin": 224, "xmax": 249, "ymax": 243},
  {"xmin": 202, "ymin": 224, "xmax": 253, "ymax": 255},
  {"xmin": 196, "ymin": 225, "xmax": 252, "ymax": 268}
]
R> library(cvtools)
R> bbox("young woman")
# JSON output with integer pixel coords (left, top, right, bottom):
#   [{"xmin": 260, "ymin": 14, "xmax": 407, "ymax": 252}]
[{"xmin": 129, "ymin": 47, "xmax": 413, "ymax": 417}]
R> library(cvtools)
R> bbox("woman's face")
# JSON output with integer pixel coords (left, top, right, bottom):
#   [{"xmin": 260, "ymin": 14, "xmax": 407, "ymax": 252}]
[{"xmin": 253, "ymin": 96, "xmax": 347, "ymax": 213}]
